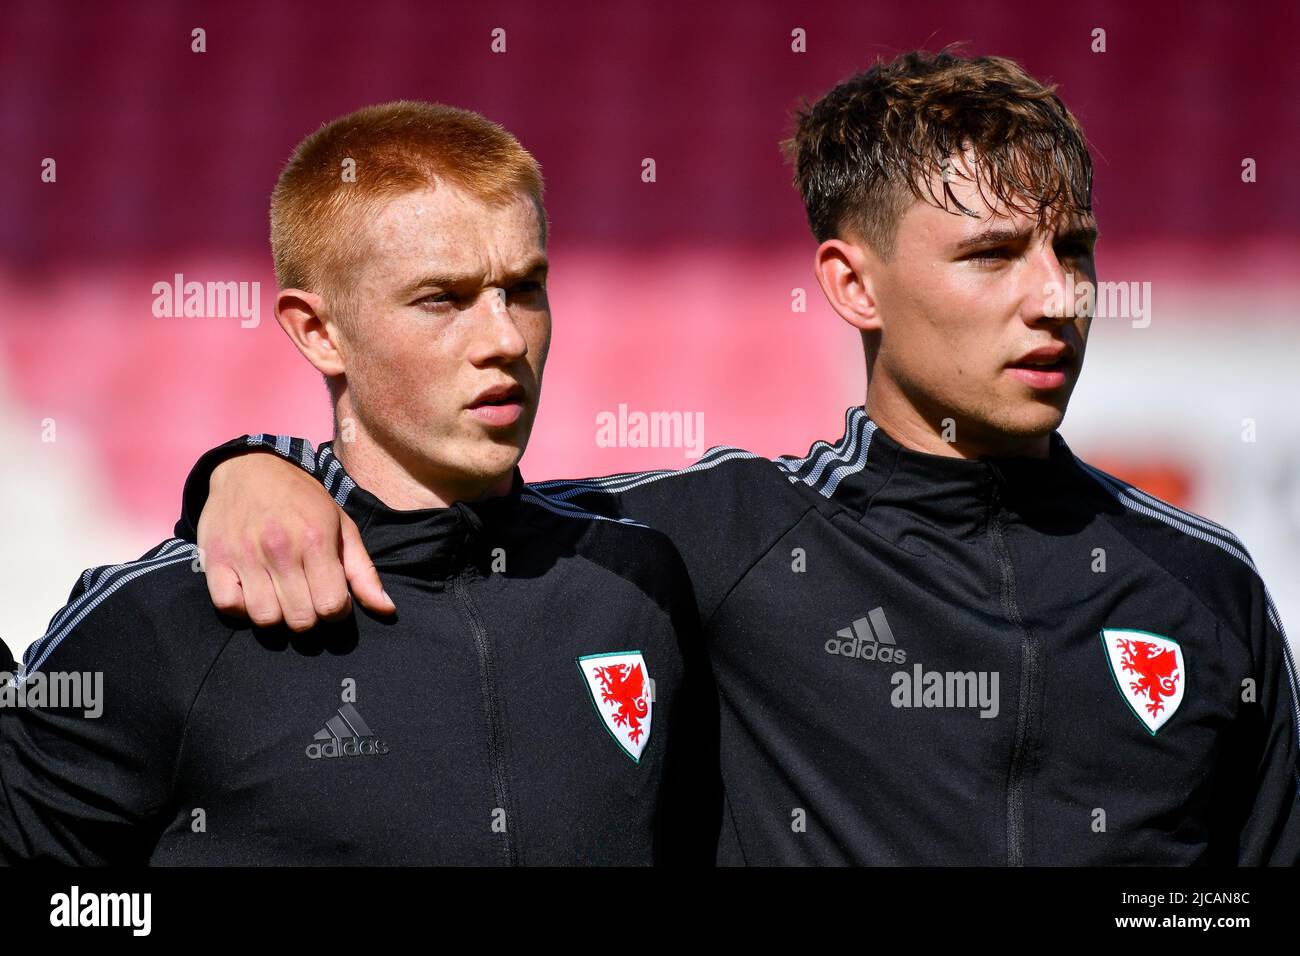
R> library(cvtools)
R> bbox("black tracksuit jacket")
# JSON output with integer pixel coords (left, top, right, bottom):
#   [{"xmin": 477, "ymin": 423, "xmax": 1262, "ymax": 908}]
[
  {"xmin": 166, "ymin": 407, "xmax": 1300, "ymax": 866},
  {"xmin": 0, "ymin": 442, "xmax": 715, "ymax": 865}
]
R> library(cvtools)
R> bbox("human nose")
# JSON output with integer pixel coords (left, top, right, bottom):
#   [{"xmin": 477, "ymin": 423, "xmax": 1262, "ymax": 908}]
[
  {"xmin": 1027, "ymin": 241, "xmax": 1078, "ymax": 328},
  {"xmin": 467, "ymin": 287, "xmax": 528, "ymax": 365}
]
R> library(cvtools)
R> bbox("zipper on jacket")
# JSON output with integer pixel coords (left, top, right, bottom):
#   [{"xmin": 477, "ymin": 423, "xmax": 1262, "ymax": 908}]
[
  {"xmin": 985, "ymin": 464, "xmax": 1039, "ymax": 867},
  {"xmin": 451, "ymin": 570, "xmax": 519, "ymax": 865}
]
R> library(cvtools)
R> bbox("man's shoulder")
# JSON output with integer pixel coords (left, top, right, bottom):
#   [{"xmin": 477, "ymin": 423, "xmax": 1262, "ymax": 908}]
[
  {"xmin": 516, "ymin": 479, "xmax": 688, "ymax": 565},
  {"xmin": 1071, "ymin": 456, "xmax": 1273, "ymax": 635},
  {"xmin": 526, "ymin": 444, "xmax": 815, "ymax": 568},
  {"xmin": 524, "ymin": 420, "xmax": 871, "ymax": 566},
  {"xmin": 21, "ymin": 538, "xmax": 233, "ymax": 678},
  {"xmin": 529, "ymin": 441, "xmax": 786, "ymax": 504},
  {"xmin": 529, "ymin": 408, "xmax": 877, "ymax": 516}
]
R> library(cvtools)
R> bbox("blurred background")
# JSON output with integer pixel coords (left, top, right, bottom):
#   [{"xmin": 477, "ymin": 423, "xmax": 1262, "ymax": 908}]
[{"xmin": 1, "ymin": 0, "xmax": 1297, "ymax": 653}]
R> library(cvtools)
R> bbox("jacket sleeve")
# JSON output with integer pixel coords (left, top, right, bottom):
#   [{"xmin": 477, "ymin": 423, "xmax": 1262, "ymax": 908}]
[
  {"xmin": 528, "ymin": 454, "xmax": 810, "ymax": 625},
  {"xmin": 0, "ymin": 543, "xmax": 227, "ymax": 865},
  {"xmin": 174, "ymin": 435, "xmax": 320, "ymax": 541},
  {"xmin": 174, "ymin": 434, "xmax": 804, "ymax": 625},
  {"xmin": 1234, "ymin": 581, "xmax": 1300, "ymax": 865}
]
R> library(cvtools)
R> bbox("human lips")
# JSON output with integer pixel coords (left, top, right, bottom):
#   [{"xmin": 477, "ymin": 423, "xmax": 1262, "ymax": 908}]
[
  {"xmin": 1004, "ymin": 343, "xmax": 1076, "ymax": 390},
  {"xmin": 466, "ymin": 382, "xmax": 526, "ymax": 426}
]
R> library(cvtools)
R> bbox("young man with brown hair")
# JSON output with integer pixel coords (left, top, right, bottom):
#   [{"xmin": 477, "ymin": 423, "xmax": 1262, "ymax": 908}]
[
  {"xmin": 0, "ymin": 102, "xmax": 713, "ymax": 865},
  {"xmin": 111, "ymin": 51, "xmax": 1300, "ymax": 864}
]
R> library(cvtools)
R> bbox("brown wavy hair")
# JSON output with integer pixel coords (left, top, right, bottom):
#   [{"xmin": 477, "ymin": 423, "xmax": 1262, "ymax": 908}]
[{"xmin": 784, "ymin": 48, "xmax": 1093, "ymax": 259}]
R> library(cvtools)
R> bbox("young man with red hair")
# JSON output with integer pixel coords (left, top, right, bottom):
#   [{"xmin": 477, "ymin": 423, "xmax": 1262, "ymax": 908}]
[{"xmin": 0, "ymin": 102, "xmax": 714, "ymax": 865}]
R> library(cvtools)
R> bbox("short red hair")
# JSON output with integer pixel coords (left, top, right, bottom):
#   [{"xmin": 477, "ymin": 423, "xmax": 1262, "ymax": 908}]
[{"xmin": 270, "ymin": 100, "xmax": 546, "ymax": 307}]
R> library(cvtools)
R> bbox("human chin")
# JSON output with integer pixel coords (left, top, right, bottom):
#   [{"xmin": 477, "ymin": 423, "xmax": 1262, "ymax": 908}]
[
  {"xmin": 458, "ymin": 451, "xmax": 520, "ymax": 491},
  {"xmin": 997, "ymin": 400, "xmax": 1065, "ymax": 440},
  {"xmin": 464, "ymin": 429, "xmax": 525, "ymax": 471}
]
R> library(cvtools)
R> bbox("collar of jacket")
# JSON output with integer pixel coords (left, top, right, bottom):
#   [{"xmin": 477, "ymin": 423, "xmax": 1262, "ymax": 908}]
[
  {"xmin": 827, "ymin": 405, "xmax": 1095, "ymax": 539},
  {"xmin": 320, "ymin": 442, "xmax": 523, "ymax": 580}
]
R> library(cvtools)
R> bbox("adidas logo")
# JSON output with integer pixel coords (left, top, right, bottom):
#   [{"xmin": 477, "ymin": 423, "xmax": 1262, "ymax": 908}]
[
  {"xmin": 825, "ymin": 607, "xmax": 907, "ymax": 663},
  {"xmin": 305, "ymin": 703, "xmax": 390, "ymax": 759}
]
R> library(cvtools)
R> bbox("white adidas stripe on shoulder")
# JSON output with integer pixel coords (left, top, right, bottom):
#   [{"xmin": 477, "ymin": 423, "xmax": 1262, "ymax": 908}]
[
  {"xmin": 79, "ymin": 538, "xmax": 192, "ymax": 597},
  {"xmin": 1081, "ymin": 461, "xmax": 1261, "ymax": 589},
  {"xmin": 533, "ymin": 407, "xmax": 875, "ymax": 502},
  {"xmin": 520, "ymin": 488, "xmax": 648, "ymax": 527},
  {"xmin": 247, "ymin": 433, "xmax": 317, "ymax": 475},
  {"xmin": 1077, "ymin": 458, "xmax": 1292, "ymax": 638},
  {"xmin": 22, "ymin": 539, "xmax": 200, "ymax": 681},
  {"xmin": 775, "ymin": 408, "xmax": 876, "ymax": 498},
  {"xmin": 316, "ymin": 446, "xmax": 357, "ymax": 506},
  {"xmin": 1078, "ymin": 457, "xmax": 1300, "ymax": 779},
  {"xmin": 314, "ymin": 447, "xmax": 356, "ymax": 509},
  {"xmin": 817, "ymin": 420, "xmax": 878, "ymax": 498},
  {"xmin": 532, "ymin": 444, "xmax": 764, "ymax": 499},
  {"xmin": 774, "ymin": 407, "xmax": 863, "ymax": 472},
  {"xmin": 48, "ymin": 538, "xmax": 193, "ymax": 636}
]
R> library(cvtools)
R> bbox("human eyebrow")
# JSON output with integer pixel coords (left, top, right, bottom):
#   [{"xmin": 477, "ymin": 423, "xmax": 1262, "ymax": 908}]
[
  {"xmin": 952, "ymin": 227, "xmax": 1034, "ymax": 254},
  {"xmin": 1054, "ymin": 224, "xmax": 1099, "ymax": 247},
  {"xmin": 399, "ymin": 257, "xmax": 549, "ymax": 300},
  {"xmin": 398, "ymin": 273, "xmax": 477, "ymax": 300},
  {"xmin": 501, "ymin": 257, "xmax": 549, "ymax": 285}
]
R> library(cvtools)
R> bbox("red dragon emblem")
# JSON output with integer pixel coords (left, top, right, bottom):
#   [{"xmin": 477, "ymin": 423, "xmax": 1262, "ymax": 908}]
[
  {"xmin": 1116, "ymin": 637, "xmax": 1181, "ymax": 716},
  {"xmin": 592, "ymin": 662, "xmax": 649, "ymax": 744}
]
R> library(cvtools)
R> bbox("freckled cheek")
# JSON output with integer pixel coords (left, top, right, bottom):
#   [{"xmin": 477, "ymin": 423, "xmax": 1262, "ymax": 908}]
[{"xmin": 360, "ymin": 339, "xmax": 458, "ymax": 414}]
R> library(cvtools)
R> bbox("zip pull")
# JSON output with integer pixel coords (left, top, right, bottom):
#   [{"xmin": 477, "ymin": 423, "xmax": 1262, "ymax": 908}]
[
  {"xmin": 452, "ymin": 500, "xmax": 485, "ymax": 536},
  {"xmin": 448, "ymin": 501, "xmax": 486, "ymax": 572}
]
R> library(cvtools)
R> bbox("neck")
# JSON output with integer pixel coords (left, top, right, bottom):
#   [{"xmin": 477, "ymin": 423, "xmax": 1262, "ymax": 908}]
[
  {"xmin": 333, "ymin": 430, "xmax": 513, "ymax": 511},
  {"xmin": 864, "ymin": 382, "xmax": 1051, "ymax": 461}
]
